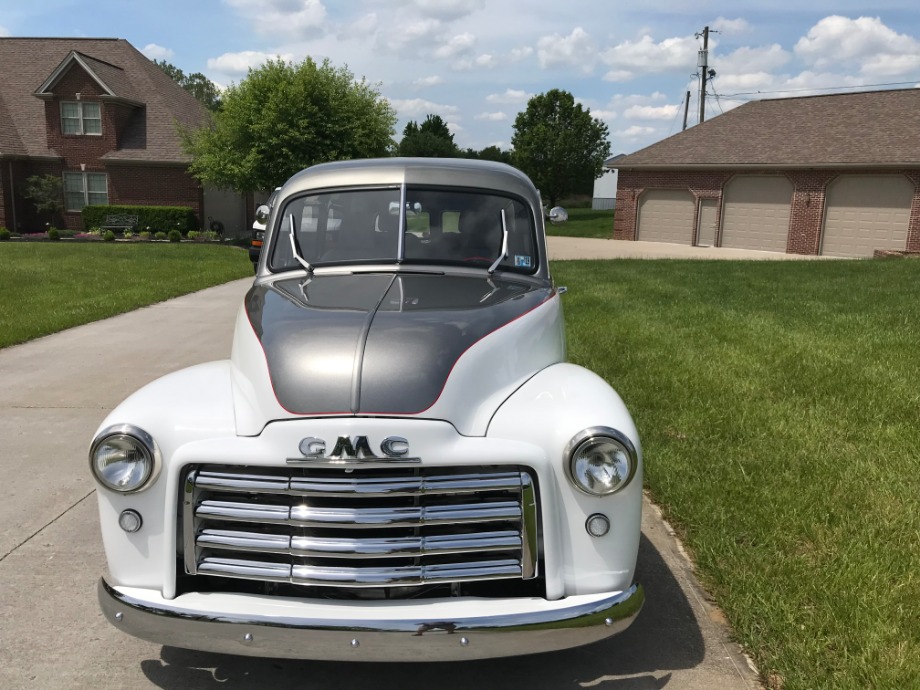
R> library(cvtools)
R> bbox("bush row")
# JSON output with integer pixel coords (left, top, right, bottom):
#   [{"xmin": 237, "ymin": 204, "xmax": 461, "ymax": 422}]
[{"xmin": 81, "ymin": 205, "xmax": 198, "ymax": 233}]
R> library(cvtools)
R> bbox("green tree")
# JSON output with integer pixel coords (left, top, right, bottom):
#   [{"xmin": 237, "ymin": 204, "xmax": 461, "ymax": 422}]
[
  {"xmin": 511, "ymin": 89, "xmax": 611, "ymax": 207},
  {"xmin": 155, "ymin": 59, "xmax": 222, "ymax": 112},
  {"xmin": 477, "ymin": 145, "xmax": 513, "ymax": 164},
  {"xmin": 181, "ymin": 58, "xmax": 396, "ymax": 192},
  {"xmin": 398, "ymin": 114, "xmax": 459, "ymax": 157},
  {"xmin": 22, "ymin": 175, "xmax": 63, "ymax": 222}
]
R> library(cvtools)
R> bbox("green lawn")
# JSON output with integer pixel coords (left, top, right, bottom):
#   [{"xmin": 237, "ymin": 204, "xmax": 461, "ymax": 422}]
[
  {"xmin": 0, "ymin": 243, "xmax": 252, "ymax": 349},
  {"xmin": 554, "ymin": 258, "xmax": 920, "ymax": 690},
  {"xmin": 546, "ymin": 207, "xmax": 614, "ymax": 238}
]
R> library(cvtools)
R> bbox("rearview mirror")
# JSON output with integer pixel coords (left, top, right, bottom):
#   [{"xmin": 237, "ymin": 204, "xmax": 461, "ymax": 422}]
[
  {"xmin": 255, "ymin": 204, "xmax": 270, "ymax": 225},
  {"xmin": 389, "ymin": 201, "xmax": 423, "ymax": 216}
]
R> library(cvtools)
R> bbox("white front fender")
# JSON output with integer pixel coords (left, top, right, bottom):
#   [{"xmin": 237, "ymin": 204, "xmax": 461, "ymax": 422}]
[{"xmin": 488, "ymin": 363, "xmax": 643, "ymax": 595}]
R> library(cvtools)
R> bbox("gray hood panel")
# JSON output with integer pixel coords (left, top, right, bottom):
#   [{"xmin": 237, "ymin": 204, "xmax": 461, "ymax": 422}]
[{"xmin": 245, "ymin": 274, "xmax": 552, "ymax": 415}]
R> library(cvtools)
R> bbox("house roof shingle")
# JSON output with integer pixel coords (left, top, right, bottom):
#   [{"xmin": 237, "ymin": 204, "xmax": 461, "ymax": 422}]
[
  {"xmin": 0, "ymin": 37, "xmax": 208, "ymax": 163},
  {"xmin": 613, "ymin": 88, "xmax": 920, "ymax": 170}
]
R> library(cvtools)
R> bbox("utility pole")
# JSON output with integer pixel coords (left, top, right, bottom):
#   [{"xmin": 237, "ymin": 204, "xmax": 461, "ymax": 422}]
[
  {"xmin": 697, "ymin": 26, "xmax": 710, "ymax": 124},
  {"xmin": 682, "ymin": 90, "xmax": 690, "ymax": 131}
]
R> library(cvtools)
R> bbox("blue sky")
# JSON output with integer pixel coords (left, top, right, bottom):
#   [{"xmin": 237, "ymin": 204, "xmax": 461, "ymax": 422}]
[{"xmin": 2, "ymin": 1, "xmax": 919, "ymax": 155}]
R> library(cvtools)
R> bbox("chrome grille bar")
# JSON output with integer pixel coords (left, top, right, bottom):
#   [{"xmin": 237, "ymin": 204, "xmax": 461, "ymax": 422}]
[
  {"xmin": 196, "ymin": 557, "xmax": 523, "ymax": 586},
  {"xmin": 197, "ymin": 528, "xmax": 523, "ymax": 558},
  {"xmin": 195, "ymin": 469, "xmax": 525, "ymax": 497}
]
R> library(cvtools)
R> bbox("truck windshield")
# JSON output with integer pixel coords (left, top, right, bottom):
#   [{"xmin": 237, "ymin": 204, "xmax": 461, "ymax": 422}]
[{"xmin": 269, "ymin": 186, "xmax": 537, "ymax": 274}]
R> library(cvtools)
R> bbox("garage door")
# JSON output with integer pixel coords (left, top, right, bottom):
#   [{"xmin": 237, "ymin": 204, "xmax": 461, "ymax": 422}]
[
  {"xmin": 637, "ymin": 190, "xmax": 694, "ymax": 244},
  {"xmin": 721, "ymin": 176, "xmax": 793, "ymax": 252},
  {"xmin": 821, "ymin": 175, "xmax": 913, "ymax": 258}
]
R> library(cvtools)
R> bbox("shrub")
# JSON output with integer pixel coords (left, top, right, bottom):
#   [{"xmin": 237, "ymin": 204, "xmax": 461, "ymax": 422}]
[
  {"xmin": 0, "ymin": 228, "xmax": 10, "ymax": 241},
  {"xmin": 155, "ymin": 231, "xmax": 167, "ymax": 241},
  {"xmin": 122, "ymin": 229, "xmax": 134, "ymax": 239},
  {"xmin": 103, "ymin": 230, "xmax": 116, "ymax": 242},
  {"xmin": 81, "ymin": 205, "xmax": 198, "ymax": 234},
  {"xmin": 203, "ymin": 230, "xmax": 219, "ymax": 242},
  {"xmin": 187, "ymin": 230, "xmax": 200, "ymax": 240},
  {"xmin": 168, "ymin": 229, "xmax": 181, "ymax": 243},
  {"xmin": 138, "ymin": 231, "xmax": 151, "ymax": 240},
  {"xmin": 47, "ymin": 228, "xmax": 61, "ymax": 241}
]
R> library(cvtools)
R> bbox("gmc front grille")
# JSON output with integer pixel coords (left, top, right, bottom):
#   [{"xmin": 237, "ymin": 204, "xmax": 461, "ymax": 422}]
[{"xmin": 180, "ymin": 465, "xmax": 540, "ymax": 590}]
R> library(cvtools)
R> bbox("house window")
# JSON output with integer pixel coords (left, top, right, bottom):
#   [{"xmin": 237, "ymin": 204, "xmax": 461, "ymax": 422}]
[
  {"xmin": 63, "ymin": 172, "xmax": 108, "ymax": 211},
  {"xmin": 61, "ymin": 101, "xmax": 102, "ymax": 135}
]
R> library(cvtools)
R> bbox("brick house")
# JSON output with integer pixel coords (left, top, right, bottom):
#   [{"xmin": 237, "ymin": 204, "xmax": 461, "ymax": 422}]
[
  {"xmin": 0, "ymin": 38, "xmax": 245, "ymax": 234},
  {"xmin": 612, "ymin": 89, "xmax": 920, "ymax": 257}
]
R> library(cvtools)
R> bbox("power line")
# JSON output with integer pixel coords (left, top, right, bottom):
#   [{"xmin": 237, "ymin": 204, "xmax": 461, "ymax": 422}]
[{"xmin": 719, "ymin": 79, "xmax": 920, "ymax": 99}]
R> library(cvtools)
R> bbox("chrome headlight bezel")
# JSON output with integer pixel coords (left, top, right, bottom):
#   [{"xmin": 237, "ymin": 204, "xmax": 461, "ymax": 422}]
[
  {"xmin": 89, "ymin": 424, "xmax": 161, "ymax": 494},
  {"xmin": 564, "ymin": 426, "xmax": 638, "ymax": 497}
]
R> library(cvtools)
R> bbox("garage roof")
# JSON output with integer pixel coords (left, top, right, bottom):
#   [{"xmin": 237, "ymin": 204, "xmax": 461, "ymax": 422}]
[{"xmin": 614, "ymin": 88, "xmax": 920, "ymax": 170}]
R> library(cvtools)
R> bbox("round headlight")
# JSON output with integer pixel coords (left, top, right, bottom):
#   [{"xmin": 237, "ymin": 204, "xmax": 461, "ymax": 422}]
[
  {"xmin": 90, "ymin": 425, "xmax": 157, "ymax": 493},
  {"xmin": 566, "ymin": 428, "xmax": 637, "ymax": 496}
]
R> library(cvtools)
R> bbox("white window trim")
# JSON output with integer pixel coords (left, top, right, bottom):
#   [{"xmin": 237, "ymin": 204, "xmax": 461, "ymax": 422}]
[
  {"xmin": 60, "ymin": 100, "xmax": 102, "ymax": 136},
  {"xmin": 63, "ymin": 171, "xmax": 109, "ymax": 212}
]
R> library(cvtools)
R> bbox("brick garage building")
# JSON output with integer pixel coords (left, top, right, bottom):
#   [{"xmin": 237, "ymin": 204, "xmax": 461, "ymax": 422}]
[
  {"xmin": 612, "ymin": 89, "xmax": 920, "ymax": 257},
  {"xmin": 0, "ymin": 38, "xmax": 243, "ymax": 234}
]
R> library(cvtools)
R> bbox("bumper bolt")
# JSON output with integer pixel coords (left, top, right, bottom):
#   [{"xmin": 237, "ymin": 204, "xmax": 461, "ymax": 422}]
[
  {"xmin": 460, "ymin": 637, "xmax": 469, "ymax": 647},
  {"xmin": 351, "ymin": 639, "xmax": 360, "ymax": 648},
  {"xmin": 243, "ymin": 633, "xmax": 253, "ymax": 643},
  {"xmin": 114, "ymin": 612, "xmax": 123, "ymax": 622},
  {"xmin": 605, "ymin": 618, "xmax": 613, "ymax": 627}
]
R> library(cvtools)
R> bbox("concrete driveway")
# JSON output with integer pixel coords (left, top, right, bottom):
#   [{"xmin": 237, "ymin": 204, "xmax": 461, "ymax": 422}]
[
  {"xmin": 0, "ymin": 271, "xmax": 760, "ymax": 689},
  {"xmin": 548, "ymin": 236, "xmax": 831, "ymax": 260}
]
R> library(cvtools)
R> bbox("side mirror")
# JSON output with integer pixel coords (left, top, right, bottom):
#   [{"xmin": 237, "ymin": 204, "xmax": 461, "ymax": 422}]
[
  {"xmin": 255, "ymin": 204, "xmax": 270, "ymax": 225},
  {"xmin": 548, "ymin": 206, "xmax": 568, "ymax": 225}
]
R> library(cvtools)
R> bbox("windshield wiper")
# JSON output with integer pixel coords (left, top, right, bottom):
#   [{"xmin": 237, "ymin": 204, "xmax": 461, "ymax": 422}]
[
  {"xmin": 288, "ymin": 213, "xmax": 313, "ymax": 274},
  {"xmin": 488, "ymin": 209, "xmax": 510, "ymax": 274}
]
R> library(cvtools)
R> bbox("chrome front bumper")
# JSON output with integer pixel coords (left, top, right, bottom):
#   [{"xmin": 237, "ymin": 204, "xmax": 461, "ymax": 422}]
[{"xmin": 99, "ymin": 579, "xmax": 644, "ymax": 661}]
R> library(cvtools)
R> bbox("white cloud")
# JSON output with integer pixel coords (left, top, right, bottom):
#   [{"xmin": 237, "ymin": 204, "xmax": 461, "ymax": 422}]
[
  {"xmin": 794, "ymin": 16, "xmax": 920, "ymax": 76},
  {"xmin": 616, "ymin": 125, "xmax": 656, "ymax": 138},
  {"xmin": 624, "ymin": 104, "xmax": 680, "ymax": 120},
  {"xmin": 346, "ymin": 12, "xmax": 378, "ymax": 38},
  {"xmin": 378, "ymin": 18, "xmax": 442, "ymax": 56},
  {"xmin": 391, "ymin": 98, "xmax": 460, "ymax": 117},
  {"xmin": 591, "ymin": 109, "xmax": 618, "ymax": 121},
  {"xmin": 454, "ymin": 53, "xmax": 498, "ymax": 70},
  {"xmin": 413, "ymin": 75, "xmax": 444, "ymax": 88},
  {"xmin": 0, "ymin": 26, "xmax": 9, "ymax": 37},
  {"xmin": 447, "ymin": 121, "xmax": 464, "ymax": 134},
  {"xmin": 207, "ymin": 51, "xmax": 293, "ymax": 74},
  {"xmin": 717, "ymin": 44, "xmax": 790, "ymax": 74},
  {"xmin": 141, "ymin": 43, "xmax": 174, "ymax": 60},
  {"xmin": 537, "ymin": 27, "xmax": 597, "ymax": 73},
  {"xmin": 412, "ymin": 0, "xmax": 484, "ymax": 20},
  {"xmin": 486, "ymin": 88, "xmax": 532, "ymax": 104},
  {"xmin": 475, "ymin": 111, "xmax": 508, "ymax": 121},
  {"xmin": 223, "ymin": 0, "xmax": 327, "ymax": 38},
  {"xmin": 602, "ymin": 33, "xmax": 700, "ymax": 81},
  {"xmin": 433, "ymin": 32, "xmax": 475, "ymax": 59},
  {"xmin": 712, "ymin": 17, "xmax": 751, "ymax": 35},
  {"xmin": 509, "ymin": 46, "xmax": 533, "ymax": 62}
]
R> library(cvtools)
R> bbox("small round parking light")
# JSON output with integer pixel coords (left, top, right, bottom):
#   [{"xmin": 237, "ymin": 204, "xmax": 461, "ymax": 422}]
[
  {"xmin": 118, "ymin": 509, "xmax": 143, "ymax": 533},
  {"xmin": 586, "ymin": 513, "xmax": 611, "ymax": 538}
]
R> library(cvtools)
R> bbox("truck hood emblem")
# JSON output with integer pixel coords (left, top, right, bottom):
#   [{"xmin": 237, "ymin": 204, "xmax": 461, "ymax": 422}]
[{"xmin": 288, "ymin": 435, "xmax": 419, "ymax": 465}]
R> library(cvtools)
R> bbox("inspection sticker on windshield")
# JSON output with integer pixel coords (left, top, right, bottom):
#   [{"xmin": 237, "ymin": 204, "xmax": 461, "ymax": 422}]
[{"xmin": 514, "ymin": 255, "xmax": 532, "ymax": 268}]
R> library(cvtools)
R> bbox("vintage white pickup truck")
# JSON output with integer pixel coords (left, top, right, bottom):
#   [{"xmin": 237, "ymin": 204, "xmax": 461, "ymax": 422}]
[{"xmin": 90, "ymin": 157, "xmax": 644, "ymax": 661}]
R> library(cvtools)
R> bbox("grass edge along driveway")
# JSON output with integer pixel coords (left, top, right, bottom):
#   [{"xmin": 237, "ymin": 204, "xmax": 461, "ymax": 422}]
[
  {"xmin": 556, "ymin": 258, "xmax": 920, "ymax": 690},
  {"xmin": 0, "ymin": 243, "xmax": 252, "ymax": 350}
]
